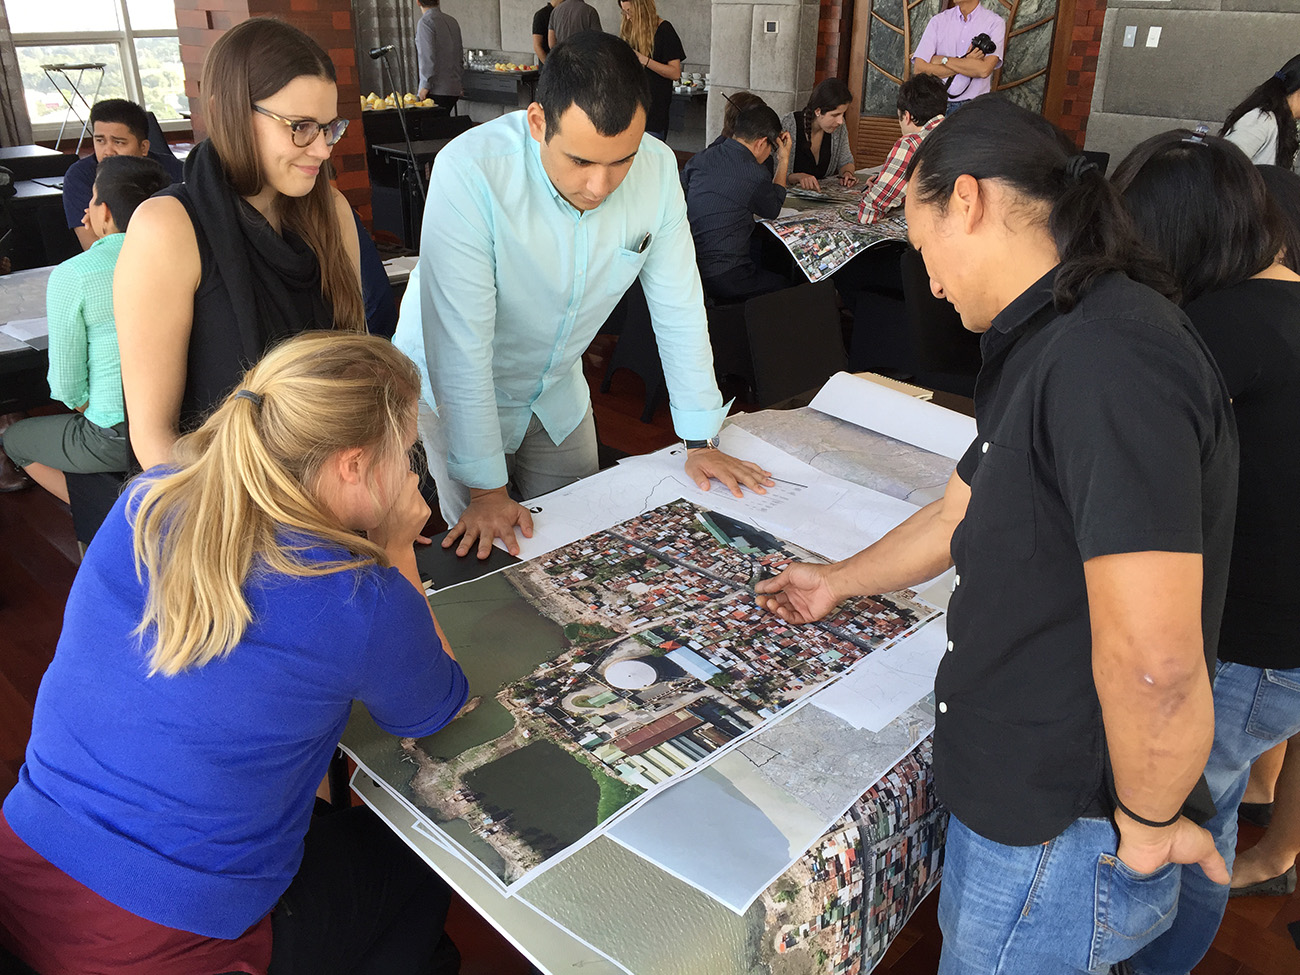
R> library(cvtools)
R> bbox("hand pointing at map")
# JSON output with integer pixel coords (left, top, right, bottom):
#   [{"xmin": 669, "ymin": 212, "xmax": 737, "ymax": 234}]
[{"xmin": 755, "ymin": 561, "xmax": 845, "ymax": 624}]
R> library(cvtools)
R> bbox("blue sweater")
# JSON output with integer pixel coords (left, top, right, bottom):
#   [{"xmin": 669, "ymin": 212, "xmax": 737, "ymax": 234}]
[{"xmin": 4, "ymin": 486, "xmax": 468, "ymax": 939}]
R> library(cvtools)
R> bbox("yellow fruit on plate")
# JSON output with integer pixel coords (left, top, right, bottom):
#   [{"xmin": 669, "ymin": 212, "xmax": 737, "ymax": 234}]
[{"xmin": 421, "ymin": 98, "xmax": 435, "ymax": 107}]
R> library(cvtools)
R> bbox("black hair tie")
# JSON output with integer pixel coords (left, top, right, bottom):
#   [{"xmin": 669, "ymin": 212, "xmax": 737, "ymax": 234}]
[
  {"xmin": 233, "ymin": 389, "xmax": 264, "ymax": 408},
  {"xmin": 1064, "ymin": 154, "xmax": 1099, "ymax": 184}
]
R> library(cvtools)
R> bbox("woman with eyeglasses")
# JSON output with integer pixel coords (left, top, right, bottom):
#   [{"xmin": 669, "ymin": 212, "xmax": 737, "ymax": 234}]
[{"xmin": 115, "ymin": 17, "xmax": 365, "ymax": 471}]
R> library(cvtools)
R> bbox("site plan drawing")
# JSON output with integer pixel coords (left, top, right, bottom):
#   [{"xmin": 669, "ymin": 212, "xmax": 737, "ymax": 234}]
[{"xmin": 344, "ymin": 498, "xmax": 939, "ymax": 891}]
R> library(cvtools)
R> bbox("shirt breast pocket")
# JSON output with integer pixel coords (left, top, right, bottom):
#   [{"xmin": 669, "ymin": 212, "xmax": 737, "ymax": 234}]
[
  {"xmin": 604, "ymin": 247, "xmax": 648, "ymax": 300},
  {"xmin": 964, "ymin": 441, "xmax": 1037, "ymax": 561}
]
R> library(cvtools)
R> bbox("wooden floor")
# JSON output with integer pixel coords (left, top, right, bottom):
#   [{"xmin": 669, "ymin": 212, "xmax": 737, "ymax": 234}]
[{"xmin": 1, "ymin": 351, "xmax": 1297, "ymax": 974}]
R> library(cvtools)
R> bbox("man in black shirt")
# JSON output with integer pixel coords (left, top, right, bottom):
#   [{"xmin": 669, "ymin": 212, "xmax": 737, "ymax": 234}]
[
  {"xmin": 532, "ymin": 0, "xmax": 560, "ymax": 64},
  {"xmin": 757, "ymin": 98, "xmax": 1238, "ymax": 972},
  {"xmin": 681, "ymin": 105, "xmax": 792, "ymax": 301}
]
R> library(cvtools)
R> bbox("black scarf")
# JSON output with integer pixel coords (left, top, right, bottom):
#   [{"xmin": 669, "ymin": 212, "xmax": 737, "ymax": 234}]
[{"xmin": 181, "ymin": 140, "xmax": 333, "ymax": 364}]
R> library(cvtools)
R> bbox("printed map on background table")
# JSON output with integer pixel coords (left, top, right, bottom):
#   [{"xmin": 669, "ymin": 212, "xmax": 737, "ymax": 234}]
[
  {"xmin": 343, "ymin": 498, "xmax": 939, "ymax": 892},
  {"xmin": 762, "ymin": 208, "xmax": 910, "ymax": 283}
]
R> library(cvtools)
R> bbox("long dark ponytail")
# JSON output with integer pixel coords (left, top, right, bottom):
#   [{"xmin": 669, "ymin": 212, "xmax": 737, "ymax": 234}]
[
  {"xmin": 1221, "ymin": 53, "xmax": 1300, "ymax": 169},
  {"xmin": 905, "ymin": 95, "xmax": 1175, "ymax": 310}
]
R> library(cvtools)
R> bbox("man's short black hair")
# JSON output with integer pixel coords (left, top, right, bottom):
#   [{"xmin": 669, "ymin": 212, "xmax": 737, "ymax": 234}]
[
  {"xmin": 732, "ymin": 105, "xmax": 781, "ymax": 147},
  {"xmin": 896, "ymin": 75, "xmax": 948, "ymax": 126},
  {"xmin": 93, "ymin": 155, "xmax": 170, "ymax": 231},
  {"xmin": 536, "ymin": 32, "xmax": 649, "ymax": 140},
  {"xmin": 89, "ymin": 98, "xmax": 150, "ymax": 143}
]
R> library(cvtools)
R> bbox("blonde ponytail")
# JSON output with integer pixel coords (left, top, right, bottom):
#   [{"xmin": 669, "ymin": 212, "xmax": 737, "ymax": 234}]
[{"xmin": 130, "ymin": 331, "xmax": 421, "ymax": 676}]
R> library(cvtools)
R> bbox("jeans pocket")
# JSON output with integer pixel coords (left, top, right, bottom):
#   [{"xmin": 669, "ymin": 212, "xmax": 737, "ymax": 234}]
[
  {"xmin": 1089, "ymin": 855, "xmax": 1179, "ymax": 972},
  {"xmin": 1245, "ymin": 667, "xmax": 1300, "ymax": 742}
]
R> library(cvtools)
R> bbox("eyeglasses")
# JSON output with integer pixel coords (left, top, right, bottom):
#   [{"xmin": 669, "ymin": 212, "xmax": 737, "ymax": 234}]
[{"xmin": 253, "ymin": 105, "xmax": 349, "ymax": 147}]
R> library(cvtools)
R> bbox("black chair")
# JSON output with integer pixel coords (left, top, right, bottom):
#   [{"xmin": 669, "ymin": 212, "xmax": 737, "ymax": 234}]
[
  {"xmin": 600, "ymin": 281, "xmax": 665, "ymax": 423},
  {"xmin": 898, "ymin": 248, "xmax": 981, "ymax": 397},
  {"xmin": 65, "ymin": 470, "xmax": 129, "ymax": 551},
  {"xmin": 145, "ymin": 112, "xmax": 184, "ymax": 183},
  {"xmin": 744, "ymin": 281, "xmax": 846, "ymax": 408}
]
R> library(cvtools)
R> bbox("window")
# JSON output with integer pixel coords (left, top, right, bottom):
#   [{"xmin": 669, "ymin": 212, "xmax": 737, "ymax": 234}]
[{"xmin": 9, "ymin": 0, "xmax": 187, "ymax": 142}]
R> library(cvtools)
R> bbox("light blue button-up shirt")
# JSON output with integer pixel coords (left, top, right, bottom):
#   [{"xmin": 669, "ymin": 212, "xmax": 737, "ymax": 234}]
[{"xmin": 393, "ymin": 111, "xmax": 728, "ymax": 491}]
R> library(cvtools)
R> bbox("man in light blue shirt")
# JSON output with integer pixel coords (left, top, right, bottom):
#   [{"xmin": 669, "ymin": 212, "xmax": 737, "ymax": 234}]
[{"xmin": 394, "ymin": 32, "xmax": 771, "ymax": 559}]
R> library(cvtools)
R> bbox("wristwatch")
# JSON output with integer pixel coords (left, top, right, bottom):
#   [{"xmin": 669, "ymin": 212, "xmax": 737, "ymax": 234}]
[
  {"xmin": 941, "ymin": 56, "xmax": 949, "ymax": 65},
  {"xmin": 683, "ymin": 436, "xmax": 721, "ymax": 451}
]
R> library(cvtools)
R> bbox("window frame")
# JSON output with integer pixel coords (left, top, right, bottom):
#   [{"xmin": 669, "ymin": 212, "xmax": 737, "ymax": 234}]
[{"xmin": 13, "ymin": 5, "xmax": 187, "ymax": 143}]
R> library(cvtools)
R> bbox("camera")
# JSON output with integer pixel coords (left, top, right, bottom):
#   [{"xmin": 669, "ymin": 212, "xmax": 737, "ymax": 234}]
[{"xmin": 970, "ymin": 32, "xmax": 997, "ymax": 56}]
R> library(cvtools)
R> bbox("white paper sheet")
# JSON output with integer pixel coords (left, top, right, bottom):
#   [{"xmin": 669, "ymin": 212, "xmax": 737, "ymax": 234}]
[
  {"xmin": 812, "ymin": 617, "xmax": 948, "ymax": 732},
  {"xmin": 810, "ymin": 371, "xmax": 977, "ymax": 461},
  {"xmin": 0, "ymin": 317, "xmax": 47, "ymax": 342}
]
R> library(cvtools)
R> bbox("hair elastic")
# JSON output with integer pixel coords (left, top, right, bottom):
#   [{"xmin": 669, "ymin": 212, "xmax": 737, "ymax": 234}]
[
  {"xmin": 233, "ymin": 389, "xmax": 263, "ymax": 408},
  {"xmin": 1181, "ymin": 123, "xmax": 1210, "ymax": 145},
  {"xmin": 1277, "ymin": 70, "xmax": 1288, "ymax": 81},
  {"xmin": 1064, "ymin": 154, "xmax": 1098, "ymax": 183}
]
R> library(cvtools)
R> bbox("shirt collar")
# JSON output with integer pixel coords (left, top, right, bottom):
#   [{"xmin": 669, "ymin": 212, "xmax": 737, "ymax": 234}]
[
  {"xmin": 989, "ymin": 265, "xmax": 1059, "ymax": 334},
  {"xmin": 922, "ymin": 116, "xmax": 944, "ymax": 133}
]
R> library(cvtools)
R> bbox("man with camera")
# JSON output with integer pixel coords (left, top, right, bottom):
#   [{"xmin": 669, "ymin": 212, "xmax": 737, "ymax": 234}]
[{"xmin": 911, "ymin": 0, "xmax": 1006, "ymax": 113}]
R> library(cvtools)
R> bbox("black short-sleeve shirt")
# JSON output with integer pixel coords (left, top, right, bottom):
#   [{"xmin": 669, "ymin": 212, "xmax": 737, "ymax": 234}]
[
  {"xmin": 644, "ymin": 20, "xmax": 686, "ymax": 136},
  {"xmin": 532, "ymin": 4, "xmax": 552, "ymax": 54},
  {"xmin": 937, "ymin": 269, "xmax": 1238, "ymax": 847},
  {"xmin": 1184, "ymin": 279, "xmax": 1300, "ymax": 669}
]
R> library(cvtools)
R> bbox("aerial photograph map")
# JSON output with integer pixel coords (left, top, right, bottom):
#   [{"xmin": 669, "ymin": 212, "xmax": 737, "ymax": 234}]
[{"xmin": 344, "ymin": 498, "xmax": 937, "ymax": 888}]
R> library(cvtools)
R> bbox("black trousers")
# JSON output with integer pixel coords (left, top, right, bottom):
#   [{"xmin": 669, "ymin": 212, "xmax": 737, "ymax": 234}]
[
  {"xmin": 703, "ymin": 261, "xmax": 789, "ymax": 302},
  {"xmin": 265, "ymin": 806, "xmax": 459, "ymax": 975}
]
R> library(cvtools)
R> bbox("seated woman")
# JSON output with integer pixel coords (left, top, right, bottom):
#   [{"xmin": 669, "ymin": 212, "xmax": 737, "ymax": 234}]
[
  {"xmin": 1221, "ymin": 53, "xmax": 1300, "ymax": 168},
  {"xmin": 0, "ymin": 331, "xmax": 468, "ymax": 974},
  {"xmin": 2, "ymin": 155, "xmax": 170, "ymax": 502},
  {"xmin": 115, "ymin": 17, "xmax": 365, "ymax": 472},
  {"xmin": 780, "ymin": 79, "xmax": 858, "ymax": 190},
  {"xmin": 1113, "ymin": 129, "xmax": 1300, "ymax": 974}
]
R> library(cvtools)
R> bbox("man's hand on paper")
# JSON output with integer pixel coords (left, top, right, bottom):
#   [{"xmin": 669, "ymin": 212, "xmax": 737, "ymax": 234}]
[
  {"xmin": 443, "ymin": 485, "xmax": 533, "ymax": 559},
  {"xmin": 755, "ymin": 562, "xmax": 845, "ymax": 624},
  {"xmin": 683, "ymin": 448, "xmax": 774, "ymax": 498}
]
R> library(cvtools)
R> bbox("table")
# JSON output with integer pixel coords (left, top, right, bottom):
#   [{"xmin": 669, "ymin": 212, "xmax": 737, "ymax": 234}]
[
  {"xmin": 0, "ymin": 265, "xmax": 53, "ymax": 413},
  {"xmin": 0, "ymin": 145, "xmax": 75, "ymax": 182},
  {"xmin": 342, "ymin": 387, "xmax": 958, "ymax": 975},
  {"xmin": 462, "ymin": 67, "xmax": 539, "ymax": 108},
  {"xmin": 41, "ymin": 62, "xmax": 105, "ymax": 154}
]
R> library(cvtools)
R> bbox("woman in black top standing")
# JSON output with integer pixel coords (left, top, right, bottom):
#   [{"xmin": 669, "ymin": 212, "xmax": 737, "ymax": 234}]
[
  {"xmin": 619, "ymin": 0, "xmax": 685, "ymax": 141},
  {"xmin": 1114, "ymin": 130, "xmax": 1300, "ymax": 973},
  {"xmin": 115, "ymin": 18, "xmax": 365, "ymax": 470}
]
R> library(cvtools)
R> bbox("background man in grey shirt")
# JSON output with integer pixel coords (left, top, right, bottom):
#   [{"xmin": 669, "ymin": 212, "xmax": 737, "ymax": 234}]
[
  {"xmin": 416, "ymin": 0, "xmax": 463, "ymax": 109},
  {"xmin": 548, "ymin": 0, "xmax": 602, "ymax": 49}
]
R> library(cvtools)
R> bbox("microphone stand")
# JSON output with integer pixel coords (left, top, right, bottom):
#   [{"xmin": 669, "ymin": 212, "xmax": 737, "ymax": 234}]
[{"xmin": 375, "ymin": 47, "xmax": 426, "ymax": 205}]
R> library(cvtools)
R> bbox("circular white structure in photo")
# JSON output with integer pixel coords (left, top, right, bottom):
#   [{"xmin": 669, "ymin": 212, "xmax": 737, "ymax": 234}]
[{"xmin": 603, "ymin": 659, "xmax": 658, "ymax": 690}]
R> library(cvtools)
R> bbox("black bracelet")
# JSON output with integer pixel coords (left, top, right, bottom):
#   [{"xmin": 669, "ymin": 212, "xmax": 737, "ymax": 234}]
[{"xmin": 1114, "ymin": 797, "xmax": 1181, "ymax": 829}]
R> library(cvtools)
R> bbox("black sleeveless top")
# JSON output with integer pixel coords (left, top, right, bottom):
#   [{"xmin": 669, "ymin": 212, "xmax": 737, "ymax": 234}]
[
  {"xmin": 792, "ymin": 114, "xmax": 833, "ymax": 179},
  {"xmin": 163, "ymin": 144, "xmax": 332, "ymax": 432}
]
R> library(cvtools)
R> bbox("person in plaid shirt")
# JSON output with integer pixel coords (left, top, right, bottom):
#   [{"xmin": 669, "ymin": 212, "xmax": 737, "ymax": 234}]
[{"xmin": 858, "ymin": 75, "xmax": 950, "ymax": 224}]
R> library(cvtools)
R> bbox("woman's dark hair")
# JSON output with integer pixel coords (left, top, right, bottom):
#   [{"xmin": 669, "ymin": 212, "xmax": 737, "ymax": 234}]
[
  {"xmin": 1112, "ymin": 130, "xmax": 1280, "ymax": 305},
  {"xmin": 801, "ymin": 78, "xmax": 853, "ymax": 142},
  {"xmin": 905, "ymin": 95, "xmax": 1174, "ymax": 311},
  {"xmin": 92, "ymin": 155, "xmax": 170, "ymax": 231},
  {"xmin": 1259, "ymin": 165, "xmax": 1300, "ymax": 274},
  {"xmin": 1220, "ymin": 53, "xmax": 1300, "ymax": 169},
  {"xmin": 721, "ymin": 91, "xmax": 766, "ymax": 139},
  {"xmin": 538, "ymin": 32, "xmax": 650, "ymax": 138}
]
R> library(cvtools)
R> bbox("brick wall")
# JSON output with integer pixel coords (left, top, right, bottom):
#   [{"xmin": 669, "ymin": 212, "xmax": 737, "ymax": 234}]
[
  {"xmin": 815, "ymin": 0, "xmax": 855, "ymax": 84},
  {"xmin": 1054, "ymin": 0, "xmax": 1105, "ymax": 146},
  {"xmin": 174, "ymin": 0, "xmax": 371, "ymax": 222}
]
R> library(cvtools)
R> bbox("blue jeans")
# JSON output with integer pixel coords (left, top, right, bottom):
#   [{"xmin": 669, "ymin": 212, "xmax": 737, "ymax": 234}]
[
  {"xmin": 1129, "ymin": 660, "xmax": 1300, "ymax": 975},
  {"xmin": 938, "ymin": 815, "xmax": 1180, "ymax": 974}
]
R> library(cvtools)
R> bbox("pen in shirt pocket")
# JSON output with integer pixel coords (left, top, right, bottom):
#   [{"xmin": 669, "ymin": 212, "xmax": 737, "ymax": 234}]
[{"xmin": 636, "ymin": 232, "xmax": 652, "ymax": 253}]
